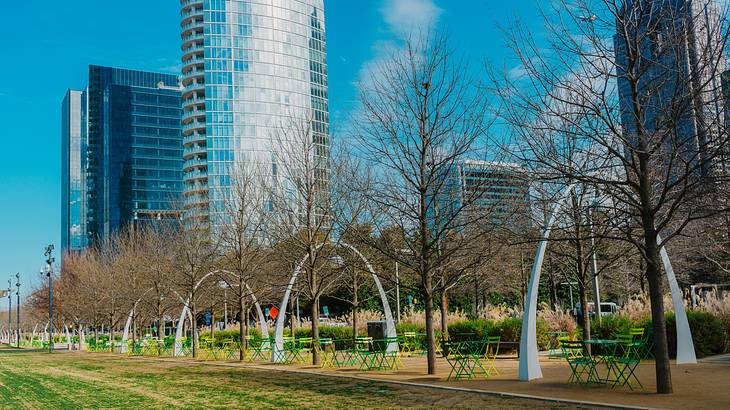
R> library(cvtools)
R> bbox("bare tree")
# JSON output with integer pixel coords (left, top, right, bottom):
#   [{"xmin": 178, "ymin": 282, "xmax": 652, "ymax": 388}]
[
  {"xmin": 170, "ymin": 214, "xmax": 219, "ymax": 358},
  {"xmin": 266, "ymin": 112, "xmax": 359, "ymax": 365},
  {"xmin": 219, "ymin": 161, "xmax": 269, "ymax": 360},
  {"xmin": 135, "ymin": 224, "xmax": 177, "ymax": 339},
  {"xmin": 494, "ymin": 0, "xmax": 730, "ymax": 393},
  {"xmin": 353, "ymin": 33, "xmax": 494, "ymax": 374}
]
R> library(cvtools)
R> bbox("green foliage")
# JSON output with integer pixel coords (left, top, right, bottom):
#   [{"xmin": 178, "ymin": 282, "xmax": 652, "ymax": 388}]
[
  {"xmin": 198, "ymin": 329, "xmax": 262, "ymax": 342},
  {"xmin": 589, "ymin": 310, "xmax": 728, "ymax": 358},
  {"xmin": 448, "ymin": 319, "xmax": 494, "ymax": 341},
  {"xmin": 431, "ymin": 317, "xmax": 550, "ymax": 351},
  {"xmin": 395, "ymin": 322, "xmax": 423, "ymax": 334},
  {"xmin": 291, "ymin": 326, "xmax": 355, "ymax": 341},
  {"xmin": 666, "ymin": 311, "xmax": 728, "ymax": 358},
  {"xmin": 590, "ymin": 315, "xmax": 635, "ymax": 340}
]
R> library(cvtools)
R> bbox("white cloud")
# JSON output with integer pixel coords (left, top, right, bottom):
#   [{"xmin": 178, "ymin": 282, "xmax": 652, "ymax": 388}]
[
  {"xmin": 380, "ymin": 0, "xmax": 442, "ymax": 38},
  {"xmin": 508, "ymin": 64, "xmax": 527, "ymax": 80}
]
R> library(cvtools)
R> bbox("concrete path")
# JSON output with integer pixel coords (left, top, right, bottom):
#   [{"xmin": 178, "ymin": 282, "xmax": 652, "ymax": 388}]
[{"xmin": 699, "ymin": 353, "xmax": 730, "ymax": 364}]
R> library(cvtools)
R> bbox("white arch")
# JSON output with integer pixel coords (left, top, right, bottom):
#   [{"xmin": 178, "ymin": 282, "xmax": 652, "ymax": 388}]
[
  {"xmin": 272, "ymin": 242, "xmax": 398, "ymax": 363},
  {"xmin": 518, "ymin": 185, "xmax": 697, "ymax": 381},
  {"xmin": 173, "ymin": 270, "xmax": 269, "ymax": 356}
]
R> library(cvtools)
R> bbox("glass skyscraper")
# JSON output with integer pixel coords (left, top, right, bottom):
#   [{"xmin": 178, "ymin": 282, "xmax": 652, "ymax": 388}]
[
  {"xmin": 61, "ymin": 90, "xmax": 88, "ymax": 252},
  {"xmin": 62, "ymin": 65, "xmax": 183, "ymax": 251},
  {"xmin": 437, "ymin": 160, "xmax": 531, "ymax": 229},
  {"xmin": 615, "ymin": 0, "xmax": 725, "ymax": 178},
  {"xmin": 180, "ymin": 0, "xmax": 329, "ymax": 225}
]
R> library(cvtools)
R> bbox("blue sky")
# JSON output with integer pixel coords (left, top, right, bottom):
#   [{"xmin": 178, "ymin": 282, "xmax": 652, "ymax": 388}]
[{"xmin": 0, "ymin": 0, "xmax": 541, "ymax": 293}]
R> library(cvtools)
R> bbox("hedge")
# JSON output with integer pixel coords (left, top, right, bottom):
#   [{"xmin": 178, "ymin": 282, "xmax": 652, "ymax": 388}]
[
  {"xmin": 590, "ymin": 311, "xmax": 728, "ymax": 358},
  {"xmin": 666, "ymin": 311, "xmax": 727, "ymax": 358}
]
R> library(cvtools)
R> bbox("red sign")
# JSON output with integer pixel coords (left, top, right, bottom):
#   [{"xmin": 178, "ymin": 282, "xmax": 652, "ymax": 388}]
[{"xmin": 269, "ymin": 306, "xmax": 279, "ymax": 320}]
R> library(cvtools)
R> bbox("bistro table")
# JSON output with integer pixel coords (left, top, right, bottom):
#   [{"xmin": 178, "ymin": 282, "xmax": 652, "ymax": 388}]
[{"xmin": 582, "ymin": 339, "xmax": 619, "ymax": 384}]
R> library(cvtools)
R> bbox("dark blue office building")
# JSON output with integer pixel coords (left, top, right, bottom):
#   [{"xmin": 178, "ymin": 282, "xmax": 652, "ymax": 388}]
[{"xmin": 62, "ymin": 65, "xmax": 183, "ymax": 251}]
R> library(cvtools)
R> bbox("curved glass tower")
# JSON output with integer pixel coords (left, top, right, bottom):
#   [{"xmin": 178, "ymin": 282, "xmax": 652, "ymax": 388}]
[{"xmin": 180, "ymin": 0, "xmax": 329, "ymax": 224}]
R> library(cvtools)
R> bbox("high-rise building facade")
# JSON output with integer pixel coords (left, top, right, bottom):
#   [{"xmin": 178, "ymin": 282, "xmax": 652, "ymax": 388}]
[
  {"xmin": 615, "ymin": 0, "xmax": 725, "ymax": 177},
  {"xmin": 437, "ymin": 160, "xmax": 531, "ymax": 229},
  {"xmin": 180, "ymin": 0, "xmax": 329, "ymax": 225},
  {"xmin": 62, "ymin": 65, "xmax": 183, "ymax": 251},
  {"xmin": 61, "ymin": 90, "xmax": 88, "ymax": 252}
]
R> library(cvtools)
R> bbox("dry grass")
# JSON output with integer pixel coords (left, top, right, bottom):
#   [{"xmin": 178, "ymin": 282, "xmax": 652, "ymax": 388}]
[
  {"xmin": 341, "ymin": 310, "xmax": 384, "ymax": 333},
  {"xmin": 538, "ymin": 304, "xmax": 577, "ymax": 333},
  {"xmin": 619, "ymin": 293, "xmax": 675, "ymax": 322}
]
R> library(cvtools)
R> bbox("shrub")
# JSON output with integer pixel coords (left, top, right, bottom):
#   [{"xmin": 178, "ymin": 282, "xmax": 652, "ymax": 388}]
[
  {"xmin": 666, "ymin": 311, "xmax": 727, "ymax": 358},
  {"xmin": 395, "ymin": 322, "xmax": 423, "ymax": 334},
  {"xmin": 291, "ymin": 326, "xmax": 355, "ymax": 341},
  {"xmin": 199, "ymin": 328, "xmax": 263, "ymax": 341},
  {"xmin": 448, "ymin": 319, "xmax": 494, "ymax": 341},
  {"xmin": 697, "ymin": 292, "xmax": 730, "ymax": 352},
  {"xmin": 590, "ymin": 315, "xmax": 636, "ymax": 340}
]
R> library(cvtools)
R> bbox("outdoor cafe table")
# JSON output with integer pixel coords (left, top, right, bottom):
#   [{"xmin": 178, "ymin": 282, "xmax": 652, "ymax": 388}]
[{"xmin": 583, "ymin": 339, "xmax": 619, "ymax": 384}]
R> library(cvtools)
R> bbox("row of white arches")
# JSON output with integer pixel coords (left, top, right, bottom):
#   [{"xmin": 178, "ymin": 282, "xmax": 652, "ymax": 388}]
[{"xmin": 106, "ymin": 206, "xmax": 695, "ymax": 379}]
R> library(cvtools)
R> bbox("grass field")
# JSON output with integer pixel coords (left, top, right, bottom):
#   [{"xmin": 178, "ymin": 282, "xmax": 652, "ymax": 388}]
[{"xmin": 0, "ymin": 351, "xmax": 584, "ymax": 409}]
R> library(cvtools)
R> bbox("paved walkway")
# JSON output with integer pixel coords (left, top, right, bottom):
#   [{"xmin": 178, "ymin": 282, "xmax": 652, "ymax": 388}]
[
  {"xmin": 699, "ymin": 353, "xmax": 730, "ymax": 364},
  {"xmin": 122, "ymin": 354, "xmax": 730, "ymax": 410}
]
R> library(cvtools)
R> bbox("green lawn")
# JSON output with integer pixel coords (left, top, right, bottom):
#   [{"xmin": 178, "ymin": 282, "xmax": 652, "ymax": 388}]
[{"xmin": 0, "ymin": 351, "xmax": 579, "ymax": 409}]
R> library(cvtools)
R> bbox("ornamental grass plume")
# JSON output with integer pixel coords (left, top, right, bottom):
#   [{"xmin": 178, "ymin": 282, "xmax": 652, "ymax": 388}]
[
  {"xmin": 342, "ymin": 310, "xmax": 384, "ymax": 333},
  {"xmin": 399, "ymin": 308, "xmax": 471, "ymax": 327},
  {"xmin": 538, "ymin": 303, "xmax": 577, "ymax": 333},
  {"xmin": 476, "ymin": 304, "xmax": 521, "ymax": 322},
  {"xmin": 619, "ymin": 293, "xmax": 675, "ymax": 322},
  {"xmin": 697, "ymin": 291, "xmax": 730, "ymax": 349}
]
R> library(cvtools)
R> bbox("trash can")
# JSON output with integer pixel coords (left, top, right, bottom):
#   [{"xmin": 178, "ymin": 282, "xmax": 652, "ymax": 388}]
[{"xmin": 368, "ymin": 321, "xmax": 386, "ymax": 350}]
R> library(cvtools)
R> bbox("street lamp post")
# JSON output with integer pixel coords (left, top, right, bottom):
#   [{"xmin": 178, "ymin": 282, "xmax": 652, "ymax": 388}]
[
  {"xmin": 43, "ymin": 245, "xmax": 54, "ymax": 353},
  {"xmin": 7, "ymin": 279, "xmax": 11, "ymax": 345},
  {"xmin": 15, "ymin": 273, "xmax": 20, "ymax": 347}
]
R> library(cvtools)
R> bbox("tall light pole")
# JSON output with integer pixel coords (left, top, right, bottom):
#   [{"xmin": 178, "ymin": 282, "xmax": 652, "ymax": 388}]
[
  {"xmin": 43, "ymin": 245, "xmax": 54, "ymax": 353},
  {"xmin": 15, "ymin": 273, "xmax": 20, "ymax": 347},
  {"xmin": 7, "ymin": 279, "xmax": 11, "ymax": 345}
]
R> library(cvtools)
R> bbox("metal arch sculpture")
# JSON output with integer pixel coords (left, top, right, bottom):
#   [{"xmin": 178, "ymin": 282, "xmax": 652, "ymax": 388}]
[
  {"xmin": 518, "ymin": 185, "xmax": 696, "ymax": 381},
  {"xmin": 172, "ymin": 270, "xmax": 269, "ymax": 356},
  {"xmin": 272, "ymin": 242, "xmax": 398, "ymax": 363}
]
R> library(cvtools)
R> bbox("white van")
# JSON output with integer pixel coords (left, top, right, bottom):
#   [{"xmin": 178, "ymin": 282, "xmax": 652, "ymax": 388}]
[{"xmin": 574, "ymin": 302, "xmax": 618, "ymax": 317}]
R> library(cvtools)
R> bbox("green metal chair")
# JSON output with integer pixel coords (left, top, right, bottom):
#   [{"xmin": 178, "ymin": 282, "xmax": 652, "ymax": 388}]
[
  {"xmin": 561, "ymin": 340, "xmax": 599, "ymax": 385},
  {"xmin": 249, "ymin": 336, "xmax": 270, "ymax": 361},
  {"xmin": 399, "ymin": 331, "xmax": 418, "ymax": 356},
  {"xmin": 482, "ymin": 336, "xmax": 500, "ymax": 376},
  {"xmin": 443, "ymin": 341, "xmax": 480, "ymax": 381},
  {"xmin": 629, "ymin": 327, "xmax": 653, "ymax": 360},
  {"xmin": 318, "ymin": 338, "xmax": 336, "ymax": 368},
  {"xmin": 611, "ymin": 333, "xmax": 643, "ymax": 390}
]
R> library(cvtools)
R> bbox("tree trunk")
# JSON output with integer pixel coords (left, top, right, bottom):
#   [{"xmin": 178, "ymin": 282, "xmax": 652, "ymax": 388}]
[
  {"xmin": 645, "ymin": 233, "xmax": 673, "ymax": 394},
  {"xmin": 191, "ymin": 302, "xmax": 198, "ymax": 358},
  {"xmin": 311, "ymin": 296, "xmax": 320, "ymax": 365},
  {"xmin": 578, "ymin": 281, "xmax": 591, "ymax": 349},
  {"xmin": 424, "ymin": 288, "xmax": 437, "ymax": 374},
  {"xmin": 352, "ymin": 273, "xmax": 358, "ymax": 340},
  {"xmin": 239, "ymin": 294, "xmax": 246, "ymax": 360},
  {"xmin": 473, "ymin": 274, "xmax": 479, "ymax": 316},
  {"xmin": 211, "ymin": 311, "xmax": 215, "ymax": 340},
  {"xmin": 109, "ymin": 318, "xmax": 115, "ymax": 351},
  {"xmin": 440, "ymin": 290, "xmax": 449, "ymax": 337}
]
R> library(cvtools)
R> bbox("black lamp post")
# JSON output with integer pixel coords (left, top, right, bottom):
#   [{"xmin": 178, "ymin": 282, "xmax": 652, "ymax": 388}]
[
  {"xmin": 43, "ymin": 245, "xmax": 54, "ymax": 353},
  {"xmin": 15, "ymin": 272, "xmax": 20, "ymax": 347}
]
